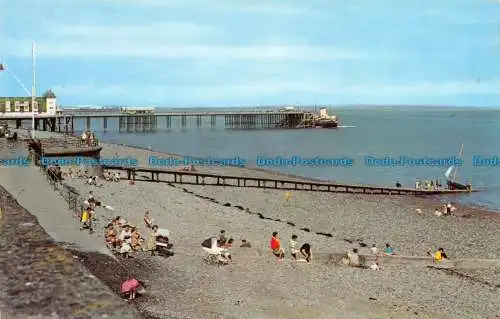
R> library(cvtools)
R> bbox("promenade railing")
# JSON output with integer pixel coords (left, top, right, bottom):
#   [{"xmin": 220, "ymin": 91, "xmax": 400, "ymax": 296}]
[{"xmin": 36, "ymin": 155, "xmax": 84, "ymax": 219}]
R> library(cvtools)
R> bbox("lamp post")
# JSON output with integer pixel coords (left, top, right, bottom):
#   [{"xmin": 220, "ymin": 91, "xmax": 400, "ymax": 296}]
[{"xmin": 31, "ymin": 42, "xmax": 36, "ymax": 138}]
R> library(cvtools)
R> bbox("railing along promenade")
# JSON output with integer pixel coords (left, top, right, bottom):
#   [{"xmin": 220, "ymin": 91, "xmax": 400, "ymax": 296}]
[{"xmin": 102, "ymin": 165, "xmax": 476, "ymax": 196}]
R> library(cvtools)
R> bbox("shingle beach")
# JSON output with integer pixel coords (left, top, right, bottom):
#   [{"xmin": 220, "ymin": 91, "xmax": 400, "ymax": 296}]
[{"xmin": 0, "ymin": 133, "xmax": 499, "ymax": 318}]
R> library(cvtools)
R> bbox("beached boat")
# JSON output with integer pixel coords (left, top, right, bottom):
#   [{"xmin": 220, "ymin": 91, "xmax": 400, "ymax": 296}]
[{"xmin": 444, "ymin": 143, "xmax": 470, "ymax": 190}]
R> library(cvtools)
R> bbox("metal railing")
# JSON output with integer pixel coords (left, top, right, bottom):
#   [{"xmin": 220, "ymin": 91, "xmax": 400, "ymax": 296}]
[{"xmin": 39, "ymin": 160, "xmax": 84, "ymax": 218}]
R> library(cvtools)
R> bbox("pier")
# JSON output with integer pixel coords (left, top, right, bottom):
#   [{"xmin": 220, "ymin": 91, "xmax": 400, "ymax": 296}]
[
  {"xmin": 0, "ymin": 108, "xmax": 322, "ymax": 133},
  {"xmin": 102, "ymin": 165, "xmax": 477, "ymax": 196}
]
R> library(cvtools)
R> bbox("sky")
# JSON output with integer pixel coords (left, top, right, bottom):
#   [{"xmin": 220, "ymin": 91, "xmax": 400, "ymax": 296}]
[{"xmin": 1, "ymin": 0, "xmax": 500, "ymax": 107}]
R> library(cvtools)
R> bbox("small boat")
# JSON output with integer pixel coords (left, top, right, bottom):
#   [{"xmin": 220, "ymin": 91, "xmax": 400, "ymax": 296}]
[
  {"xmin": 316, "ymin": 118, "xmax": 339, "ymax": 128},
  {"xmin": 444, "ymin": 143, "xmax": 470, "ymax": 190}
]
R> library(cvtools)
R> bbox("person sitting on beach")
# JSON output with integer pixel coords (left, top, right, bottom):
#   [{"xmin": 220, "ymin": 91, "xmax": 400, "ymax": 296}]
[
  {"xmin": 218, "ymin": 230, "xmax": 228, "ymax": 246},
  {"xmin": 240, "ymin": 239, "xmax": 252, "ymax": 248},
  {"xmin": 384, "ymin": 243, "xmax": 397, "ymax": 255},
  {"xmin": 119, "ymin": 224, "xmax": 133, "ymax": 241},
  {"xmin": 105, "ymin": 171, "xmax": 112, "ymax": 181},
  {"xmin": 433, "ymin": 248, "xmax": 448, "ymax": 263},
  {"xmin": 121, "ymin": 278, "xmax": 146, "ymax": 301},
  {"xmin": 222, "ymin": 238, "xmax": 234, "ymax": 248},
  {"xmin": 370, "ymin": 258, "xmax": 381, "ymax": 270},
  {"xmin": 143, "ymin": 211, "xmax": 153, "ymax": 228},
  {"xmin": 105, "ymin": 223, "xmax": 118, "ymax": 248},
  {"xmin": 270, "ymin": 232, "xmax": 285, "ymax": 260},
  {"xmin": 347, "ymin": 248, "xmax": 360, "ymax": 267},
  {"xmin": 131, "ymin": 227, "xmax": 143, "ymax": 251},
  {"xmin": 119, "ymin": 225, "xmax": 133, "ymax": 257},
  {"xmin": 114, "ymin": 216, "xmax": 126, "ymax": 228},
  {"xmin": 300, "ymin": 243, "xmax": 312, "ymax": 263},
  {"xmin": 384, "ymin": 243, "xmax": 395, "ymax": 255},
  {"xmin": 434, "ymin": 208, "xmax": 442, "ymax": 216},
  {"xmin": 289, "ymin": 235, "xmax": 299, "ymax": 261},
  {"xmin": 370, "ymin": 244, "xmax": 378, "ymax": 255},
  {"xmin": 113, "ymin": 172, "xmax": 120, "ymax": 182},
  {"xmin": 112, "ymin": 216, "xmax": 121, "ymax": 229}
]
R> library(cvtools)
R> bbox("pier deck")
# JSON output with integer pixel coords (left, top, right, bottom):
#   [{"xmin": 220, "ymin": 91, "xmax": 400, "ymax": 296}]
[
  {"xmin": 0, "ymin": 109, "xmax": 316, "ymax": 132},
  {"xmin": 102, "ymin": 165, "xmax": 477, "ymax": 196}
]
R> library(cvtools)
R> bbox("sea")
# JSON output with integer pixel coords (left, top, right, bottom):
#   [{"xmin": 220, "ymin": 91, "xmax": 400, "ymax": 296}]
[{"xmin": 71, "ymin": 106, "xmax": 500, "ymax": 212}]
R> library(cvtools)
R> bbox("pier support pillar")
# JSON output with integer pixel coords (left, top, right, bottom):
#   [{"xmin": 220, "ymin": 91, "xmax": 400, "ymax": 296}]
[
  {"xmin": 42, "ymin": 119, "xmax": 47, "ymax": 131},
  {"xmin": 15, "ymin": 119, "xmax": 21, "ymax": 129},
  {"xmin": 181, "ymin": 115, "xmax": 186, "ymax": 128},
  {"xmin": 103, "ymin": 117, "xmax": 108, "ymax": 132},
  {"xmin": 196, "ymin": 115, "xmax": 202, "ymax": 128},
  {"xmin": 211, "ymin": 115, "xmax": 216, "ymax": 128},
  {"xmin": 86, "ymin": 117, "xmax": 91, "ymax": 130}
]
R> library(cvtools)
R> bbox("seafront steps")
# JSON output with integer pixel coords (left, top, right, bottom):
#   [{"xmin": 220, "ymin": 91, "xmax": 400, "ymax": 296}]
[{"xmin": 103, "ymin": 165, "xmax": 477, "ymax": 196}]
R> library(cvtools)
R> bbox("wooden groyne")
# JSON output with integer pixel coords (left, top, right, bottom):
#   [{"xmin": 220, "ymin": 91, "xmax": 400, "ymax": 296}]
[{"xmin": 102, "ymin": 165, "xmax": 477, "ymax": 196}]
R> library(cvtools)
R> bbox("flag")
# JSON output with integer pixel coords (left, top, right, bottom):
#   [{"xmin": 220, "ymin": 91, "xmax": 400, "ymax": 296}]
[{"xmin": 0, "ymin": 63, "xmax": 4, "ymax": 71}]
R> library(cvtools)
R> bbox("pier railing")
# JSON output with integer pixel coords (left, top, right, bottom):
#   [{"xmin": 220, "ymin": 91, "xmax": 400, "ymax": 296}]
[{"xmin": 102, "ymin": 165, "xmax": 476, "ymax": 196}]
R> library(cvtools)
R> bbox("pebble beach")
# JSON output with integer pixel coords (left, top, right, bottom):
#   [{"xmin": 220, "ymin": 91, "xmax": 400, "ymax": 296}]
[{"xmin": 1, "ymin": 133, "xmax": 499, "ymax": 318}]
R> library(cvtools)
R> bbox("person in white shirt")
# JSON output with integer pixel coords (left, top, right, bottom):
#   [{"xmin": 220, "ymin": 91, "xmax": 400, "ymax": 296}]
[
  {"xmin": 347, "ymin": 248, "xmax": 360, "ymax": 267},
  {"xmin": 434, "ymin": 209, "xmax": 442, "ymax": 216},
  {"xmin": 370, "ymin": 244, "xmax": 378, "ymax": 255},
  {"xmin": 119, "ymin": 225, "xmax": 132, "ymax": 243},
  {"xmin": 119, "ymin": 225, "xmax": 133, "ymax": 256},
  {"xmin": 289, "ymin": 235, "xmax": 299, "ymax": 261},
  {"xmin": 113, "ymin": 172, "xmax": 120, "ymax": 182},
  {"xmin": 370, "ymin": 260, "xmax": 380, "ymax": 270}
]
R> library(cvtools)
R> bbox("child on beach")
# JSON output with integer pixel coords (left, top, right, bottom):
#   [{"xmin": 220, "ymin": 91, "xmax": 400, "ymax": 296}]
[
  {"xmin": 240, "ymin": 239, "xmax": 252, "ymax": 248},
  {"xmin": 384, "ymin": 243, "xmax": 397, "ymax": 255},
  {"xmin": 143, "ymin": 210, "xmax": 153, "ymax": 228},
  {"xmin": 218, "ymin": 230, "xmax": 228, "ymax": 246},
  {"xmin": 433, "ymin": 248, "xmax": 448, "ymax": 263},
  {"xmin": 370, "ymin": 244, "xmax": 378, "ymax": 255},
  {"xmin": 285, "ymin": 191, "xmax": 291, "ymax": 202},
  {"xmin": 289, "ymin": 235, "xmax": 299, "ymax": 261},
  {"xmin": 80, "ymin": 207, "xmax": 94, "ymax": 232},
  {"xmin": 270, "ymin": 232, "xmax": 285, "ymax": 260},
  {"xmin": 299, "ymin": 243, "xmax": 312, "ymax": 263}
]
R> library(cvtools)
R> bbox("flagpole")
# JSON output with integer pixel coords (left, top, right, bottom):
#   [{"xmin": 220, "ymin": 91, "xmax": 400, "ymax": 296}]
[{"xmin": 31, "ymin": 42, "xmax": 36, "ymax": 138}]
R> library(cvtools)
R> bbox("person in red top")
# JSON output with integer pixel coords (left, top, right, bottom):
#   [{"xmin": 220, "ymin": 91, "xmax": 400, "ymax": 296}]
[{"xmin": 270, "ymin": 231, "xmax": 284, "ymax": 260}]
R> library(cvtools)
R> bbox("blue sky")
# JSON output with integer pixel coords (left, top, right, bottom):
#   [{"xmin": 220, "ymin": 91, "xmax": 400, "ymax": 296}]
[{"xmin": 1, "ymin": 0, "xmax": 500, "ymax": 107}]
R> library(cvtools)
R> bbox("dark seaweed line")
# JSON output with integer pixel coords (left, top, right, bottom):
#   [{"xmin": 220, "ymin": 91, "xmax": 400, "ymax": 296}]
[
  {"xmin": 176, "ymin": 185, "xmax": 339, "ymax": 239},
  {"xmin": 428, "ymin": 266, "xmax": 499, "ymax": 289}
]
